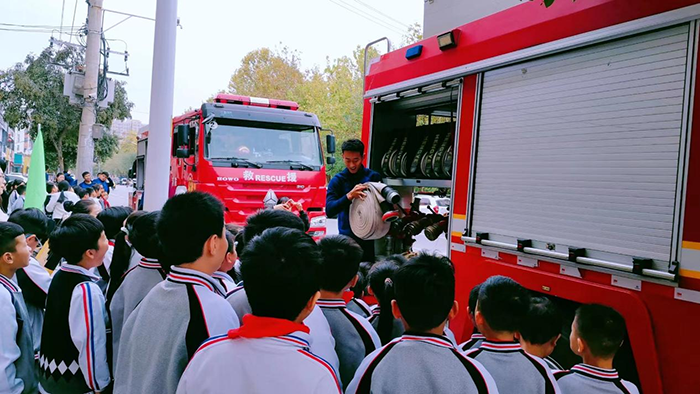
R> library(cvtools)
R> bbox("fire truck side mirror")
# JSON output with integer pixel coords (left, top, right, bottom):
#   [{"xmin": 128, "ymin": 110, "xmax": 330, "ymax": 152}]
[
  {"xmin": 175, "ymin": 148, "xmax": 190, "ymax": 158},
  {"xmin": 176, "ymin": 124, "xmax": 189, "ymax": 146},
  {"xmin": 326, "ymin": 156, "xmax": 336, "ymax": 165},
  {"xmin": 326, "ymin": 134, "xmax": 336, "ymax": 154}
]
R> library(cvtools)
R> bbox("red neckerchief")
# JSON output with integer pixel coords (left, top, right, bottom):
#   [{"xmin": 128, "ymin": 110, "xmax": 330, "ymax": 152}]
[{"xmin": 228, "ymin": 314, "xmax": 310, "ymax": 339}]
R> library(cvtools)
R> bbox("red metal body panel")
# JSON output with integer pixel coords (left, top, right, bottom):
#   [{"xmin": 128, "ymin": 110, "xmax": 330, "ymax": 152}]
[{"xmin": 362, "ymin": 1, "xmax": 700, "ymax": 392}]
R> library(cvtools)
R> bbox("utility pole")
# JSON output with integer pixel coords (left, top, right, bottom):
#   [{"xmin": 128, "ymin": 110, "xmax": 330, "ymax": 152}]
[
  {"xmin": 76, "ymin": 0, "xmax": 104, "ymax": 174},
  {"xmin": 143, "ymin": 0, "xmax": 178, "ymax": 210}
]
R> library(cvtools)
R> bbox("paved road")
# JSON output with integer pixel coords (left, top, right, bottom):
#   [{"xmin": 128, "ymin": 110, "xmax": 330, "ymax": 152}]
[
  {"xmin": 107, "ymin": 185, "xmax": 131, "ymax": 207},
  {"xmin": 326, "ymin": 218, "xmax": 448, "ymax": 256}
]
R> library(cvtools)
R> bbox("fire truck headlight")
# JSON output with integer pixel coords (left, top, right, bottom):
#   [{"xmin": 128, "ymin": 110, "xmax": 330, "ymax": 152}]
[
  {"xmin": 437, "ymin": 30, "xmax": 457, "ymax": 50},
  {"xmin": 310, "ymin": 215, "xmax": 327, "ymax": 228}
]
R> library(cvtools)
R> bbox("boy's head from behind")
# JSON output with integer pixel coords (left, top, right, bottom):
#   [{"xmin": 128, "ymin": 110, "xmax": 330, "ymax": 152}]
[
  {"xmin": 392, "ymin": 253, "xmax": 457, "ymax": 333},
  {"xmin": 317, "ymin": 235, "xmax": 363, "ymax": 294},
  {"xmin": 476, "ymin": 275, "xmax": 530, "ymax": 336},
  {"xmin": 157, "ymin": 192, "xmax": 226, "ymax": 273},
  {"xmin": 49, "ymin": 214, "xmax": 108, "ymax": 268},
  {"xmin": 519, "ymin": 296, "xmax": 562, "ymax": 356},
  {"xmin": 0, "ymin": 222, "xmax": 30, "ymax": 273},
  {"xmin": 241, "ymin": 227, "xmax": 322, "ymax": 323},
  {"xmin": 243, "ymin": 209, "xmax": 305, "ymax": 244},
  {"xmin": 130, "ymin": 211, "xmax": 162, "ymax": 261},
  {"xmin": 9, "ymin": 208, "xmax": 51, "ymax": 251},
  {"xmin": 571, "ymin": 304, "xmax": 625, "ymax": 361}
]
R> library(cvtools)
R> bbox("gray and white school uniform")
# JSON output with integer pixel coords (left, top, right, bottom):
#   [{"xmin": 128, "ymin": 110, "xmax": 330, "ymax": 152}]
[
  {"xmin": 109, "ymin": 257, "xmax": 166, "ymax": 367},
  {"xmin": 347, "ymin": 297, "xmax": 373, "ymax": 318},
  {"xmin": 0, "ymin": 274, "xmax": 37, "ymax": 394},
  {"xmin": 14, "ymin": 258, "xmax": 51, "ymax": 354},
  {"xmin": 460, "ymin": 332, "xmax": 486, "ymax": 352},
  {"xmin": 554, "ymin": 364, "xmax": 639, "ymax": 394},
  {"xmin": 317, "ymin": 299, "xmax": 381, "ymax": 387},
  {"xmin": 37, "ymin": 265, "xmax": 110, "ymax": 393},
  {"xmin": 346, "ymin": 333, "xmax": 499, "ymax": 394},
  {"xmin": 369, "ymin": 306, "xmax": 405, "ymax": 343},
  {"xmin": 226, "ymin": 286, "xmax": 340, "ymax": 374},
  {"xmin": 212, "ymin": 271, "xmax": 236, "ymax": 293},
  {"xmin": 114, "ymin": 266, "xmax": 239, "ymax": 394},
  {"xmin": 543, "ymin": 356, "xmax": 563, "ymax": 372},
  {"xmin": 465, "ymin": 341, "xmax": 561, "ymax": 394},
  {"xmin": 177, "ymin": 318, "xmax": 342, "ymax": 394}
]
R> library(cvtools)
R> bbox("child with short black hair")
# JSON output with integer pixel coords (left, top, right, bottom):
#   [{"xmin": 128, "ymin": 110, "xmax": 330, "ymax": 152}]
[
  {"xmin": 317, "ymin": 235, "xmax": 380, "ymax": 387},
  {"xmin": 346, "ymin": 253, "xmax": 497, "ymax": 394},
  {"xmin": 95, "ymin": 206, "xmax": 133, "ymax": 287},
  {"xmin": 459, "ymin": 283, "xmax": 485, "ymax": 351},
  {"xmin": 114, "ymin": 192, "xmax": 239, "ymax": 394},
  {"xmin": 519, "ymin": 296, "xmax": 564, "ymax": 371},
  {"xmin": 225, "ymin": 208, "xmax": 339, "ymax": 372},
  {"xmin": 465, "ymin": 275, "xmax": 560, "ymax": 394},
  {"xmin": 554, "ymin": 304, "xmax": 638, "ymax": 394},
  {"xmin": 8, "ymin": 208, "xmax": 53, "ymax": 354},
  {"xmin": 212, "ymin": 229, "xmax": 237, "ymax": 292},
  {"xmin": 38, "ymin": 214, "xmax": 111, "ymax": 393},
  {"xmin": 109, "ymin": 211, "xmax": 165, "ymax": 367},
  {"xmin": 177, "ymin": 227, "xmax": 341, "ymax": 394},
  {"xmin": 347, "ymin": 261, "xmax": 373, "ymax": 318},
  {"xmin": 0, "ymin": 222, "xmax": 36, "ymax": 393}
]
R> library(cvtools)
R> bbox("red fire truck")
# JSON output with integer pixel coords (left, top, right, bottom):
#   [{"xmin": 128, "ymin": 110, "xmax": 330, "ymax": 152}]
[
  {"xmin": 132, "ymin": 94, "xmax": 334, "ymax": 237},
  {"xmin": 362, "ymin": 1, "xmax": 700, "ymax": 392}
]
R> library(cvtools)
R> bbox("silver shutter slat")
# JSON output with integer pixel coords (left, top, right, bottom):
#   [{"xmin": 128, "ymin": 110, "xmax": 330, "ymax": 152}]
[{"xmin": 471, "ymin": 24, "xmax": 690, "ymax": 266}]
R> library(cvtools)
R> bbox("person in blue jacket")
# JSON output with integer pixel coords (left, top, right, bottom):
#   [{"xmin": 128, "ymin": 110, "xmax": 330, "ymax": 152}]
[{"xmin": 326, "ymin": 139, "xmax": 381, "ymax": 262}]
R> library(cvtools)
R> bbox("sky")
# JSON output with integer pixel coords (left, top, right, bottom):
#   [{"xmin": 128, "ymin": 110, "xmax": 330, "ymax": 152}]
[{"xmin": 0, "ymin": 0, "xmax": 423, "ymax": 125}]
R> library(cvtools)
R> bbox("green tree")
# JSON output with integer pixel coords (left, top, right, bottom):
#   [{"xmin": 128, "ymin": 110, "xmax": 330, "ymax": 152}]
[
  {"xmin": 0, "ymin": 46, "xmax": 133, "ymax": 170},
  {"xmin": 227, "ymin": 47, "xmax": 305, "ymax": 100},
  {"xmin": 103, "ymin": 130, "xmax": 137, "ymax": 176}
]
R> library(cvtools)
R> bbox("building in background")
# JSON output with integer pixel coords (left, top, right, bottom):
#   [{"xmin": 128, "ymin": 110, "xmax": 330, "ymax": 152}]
[
  {"xmin": 111, "ymin": 118, "xmax": 144, "ymax": 139},
  {"xmin": 423, "ymin": 0, "xmax": 520, "ymax": 37}
]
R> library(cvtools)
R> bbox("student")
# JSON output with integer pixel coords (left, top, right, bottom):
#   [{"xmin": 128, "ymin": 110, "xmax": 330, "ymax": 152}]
[
  {"xmin": 114, "ymin": 192, "xmax": 239, "ymax": 394},
  {"xmin": 346, "ymin": 254, "xmax": 498, "ymax": 394},
  {"xmin": 8, "ymin": 208, "xmax": 52, "ymax": 354},
  {"xmin": 44, "ymin": 182, "xmax": 57, "ymax": 214},
  {"xmin": 64, "ymin": 199, "xmax": 101, "ymax": 217},
  {"xmin": 7, "ymin": 181, "xmax": 24, "ymax": 214},
  {"xmin": 109, "ymin": 211, "xmax": 165, "ymax": 367},
  {"xmin": 212, "ymin": 230, "xmax": 237, "ymax": 292},
  {"xmin": 106, "ymin": 210, "xmax": 148, "ymax": 302},
  {"xmin": 37, "ymin": 214, "xmax": 111, "ymax": 393},
  {"xmin": 275, "ymin": 196, "xmax": 310, "ymax": 231},
  {"xmin": 0, "ymin": 222, "xmax": 37, "ymax": 394},
  {"xmin": 45, "ymin": 181, "xmax": 79, "ymax": 222},
  {"xmin": 75, "ymin": 187, "xmax": 90, "ymax": 200},
  {"xmin": 317, "ymin": 235, "xmax": 381, "ymax": 387},
  {"xmin": 346, "ymin": 261, "xmax": 373, "ymax": 318},
  {"xmin": 78, "ymin": 171, "xmax": 93, "ymax": 190},
  {"xmin": 97, "ymin": 206, "xmax": 133, "ymax": 278},
  {"xmin": 368, "ymin": 259, "xmax": 404, "ymax": 344},
  {"xmin": 519, "ymin": 296, "xmax": 564, "ymax": 371},
  {"xmin": 465, "ymin": 275, "xmax": 560, "ymax": 394},
  {"xmin": 91, "ymin": 184, "xmax": 105, "ymax": 209},
  {"xmin": 8, "ymin": 184, "xmax": 26, "ymax": 214},
  {"xmin": 554, "ymin": 304, "xmax": 639, "ymax": 394},
  {"xmin": 460, "ymin": 283, "xmax": 486, "ymax": 352},
  {"xmin": 225, "ymin": 208, "xmax": 340, "ymax": 373},
  {"xmin": 177, "ymin": 227, "xmax": 341, "ymax": 394}
]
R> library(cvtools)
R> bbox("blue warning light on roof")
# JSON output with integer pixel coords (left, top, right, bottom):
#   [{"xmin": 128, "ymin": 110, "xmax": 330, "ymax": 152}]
[{"xmin": 405, "ymin": 45, "xmax": 423, "ymax": 60}]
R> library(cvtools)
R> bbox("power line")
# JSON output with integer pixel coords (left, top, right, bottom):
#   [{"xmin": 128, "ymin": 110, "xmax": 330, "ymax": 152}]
[
  {"xmin": 59, "ymin": 0, "xmax": 66, "ymax": 40},
  {"xmin": 69, "ymin": 0, "xmax": 79, "ymax": 44},
  {"xmin": 350, "ymin": 0, "xmax": 410, "ymax": 30},
  {"xmin": 328, "ymin": 0, "xmax": 404, "ymax": 35},
  {"xmin": 334, "ymin": 0, "xmax": 405, "ymax": 34}
]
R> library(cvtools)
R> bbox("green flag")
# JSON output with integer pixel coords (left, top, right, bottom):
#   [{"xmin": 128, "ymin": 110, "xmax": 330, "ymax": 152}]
[{"xmin": 24, "ymin": 125, "xmax": 47, "ymax": 210}]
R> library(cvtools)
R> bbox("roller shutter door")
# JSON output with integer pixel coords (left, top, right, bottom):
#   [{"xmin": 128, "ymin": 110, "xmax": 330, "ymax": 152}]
[{"xmin": 471, "ymin": 24, "xmax": 692, "ymax": 264}]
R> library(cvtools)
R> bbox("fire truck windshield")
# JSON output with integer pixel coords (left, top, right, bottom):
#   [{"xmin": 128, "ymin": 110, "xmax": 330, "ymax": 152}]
[{"xmin": 206, "ymin": 119, "xmax": 322, "ymax": 168}]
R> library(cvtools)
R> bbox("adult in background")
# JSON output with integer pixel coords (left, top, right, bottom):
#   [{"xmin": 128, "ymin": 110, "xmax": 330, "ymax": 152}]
[
  {"xmin": 78, "ymin": 171, "xmax": 94, "ymax": 189},
  {"xmin": 96, "ymin": 171, "xmax": 116, "ymax": 194},
  {"xmin": 326, "ymin": 139, "xmax": 381, "ymax": 262}
]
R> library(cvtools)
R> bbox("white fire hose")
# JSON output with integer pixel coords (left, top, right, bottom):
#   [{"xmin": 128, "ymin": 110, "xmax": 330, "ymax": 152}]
[{"xmin": 349, "ymin": 182, "xmax": 392, "ymax": 240}]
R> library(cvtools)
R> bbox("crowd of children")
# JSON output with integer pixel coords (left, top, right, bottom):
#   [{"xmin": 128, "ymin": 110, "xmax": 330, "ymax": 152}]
[{"xmin": 0, "ymin": 190, "xmax": 639, "ymax": 394}]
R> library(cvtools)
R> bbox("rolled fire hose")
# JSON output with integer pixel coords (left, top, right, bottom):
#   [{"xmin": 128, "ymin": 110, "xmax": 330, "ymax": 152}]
[{"xmin": 349, "ymin": 182, "xmax": 393, "ymax": 240}]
